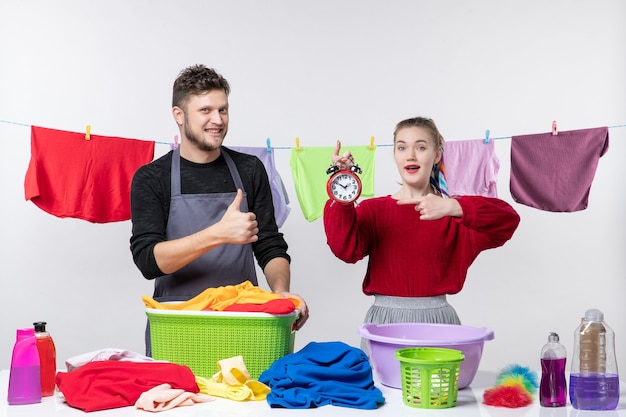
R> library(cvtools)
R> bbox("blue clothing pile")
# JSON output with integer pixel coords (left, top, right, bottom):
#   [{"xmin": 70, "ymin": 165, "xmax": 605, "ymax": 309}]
[{"xmin": 259, "ymin": 341, "xmax": 385, "ymax": 409}]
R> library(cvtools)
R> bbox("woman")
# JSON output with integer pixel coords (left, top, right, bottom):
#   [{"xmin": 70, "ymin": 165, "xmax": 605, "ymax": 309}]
[{"xmin": 323, "ymin": 117, "xmax": 520, "ymax": 336}]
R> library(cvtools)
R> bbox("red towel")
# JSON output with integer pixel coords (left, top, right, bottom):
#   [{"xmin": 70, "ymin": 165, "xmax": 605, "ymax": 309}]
[
  {"xmin": 55, "ymin": 360, "xmax": 199, "ymax": 412},
  {"xmin": 222, "ymin": 298, "xmax": 297, "ymax": 314},
  {"xmin": 24, "ymin": 126, "xmax": 155, "ymax": 223}
]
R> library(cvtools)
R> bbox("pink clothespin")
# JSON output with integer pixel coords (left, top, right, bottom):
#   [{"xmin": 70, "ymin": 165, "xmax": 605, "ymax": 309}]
[
  {"xmin": 172, "ymin": 135, "xmax": 179, "ymax": 150},
  {"xmin": 552, "ymin": 121, "xmax": 558, "ymax": 136}
]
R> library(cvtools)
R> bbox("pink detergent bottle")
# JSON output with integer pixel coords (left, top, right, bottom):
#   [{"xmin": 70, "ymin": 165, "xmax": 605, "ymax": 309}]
[{"xmin": 7, "ymin": 328, "xmax": 42, "ymax": 405}]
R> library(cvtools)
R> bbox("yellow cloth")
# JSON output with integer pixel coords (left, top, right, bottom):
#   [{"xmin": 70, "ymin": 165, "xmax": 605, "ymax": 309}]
[
  {"xmin": 142, "ymin": 280, "xmax": 301, "ymax": 311},
  {"xmin": 212, "ymin": 356, "xmax": 250, "ymax": 385},
  {"xmin": 195, "ymin": 356, "xmax": 271, "ymax": 401}
]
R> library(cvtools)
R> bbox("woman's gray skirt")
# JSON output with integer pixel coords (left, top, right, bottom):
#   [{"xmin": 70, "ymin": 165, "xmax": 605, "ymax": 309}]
[{"xmin": 361, "ymin": 294, "xmax": 460, "ymax": 352}]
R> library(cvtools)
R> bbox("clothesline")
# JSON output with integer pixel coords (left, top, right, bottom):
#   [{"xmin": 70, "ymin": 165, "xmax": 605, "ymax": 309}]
[
  {"xmin": 2, "ymin": 118, "xmax": 625, "ymax": 149},
  {"xmin": 265, "ymin": 124, "xmax": 626, "ymax": 150},
  {"xmin": 14, "ymin": 118, "xmax": 616, "ymax": 221}
]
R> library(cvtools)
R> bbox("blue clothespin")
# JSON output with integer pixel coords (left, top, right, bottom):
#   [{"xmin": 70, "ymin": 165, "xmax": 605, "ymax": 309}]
[
  {"xmin": 484, "ymin": 129, "xmax": 490, "ymax": 144},
  {"xmin": 266, "ymin": 137, "xmax": 272, "ymax": 153}
]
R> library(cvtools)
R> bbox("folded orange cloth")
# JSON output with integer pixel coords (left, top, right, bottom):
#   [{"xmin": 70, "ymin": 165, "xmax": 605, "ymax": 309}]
[
  {"xmin": 142, "ymin": 280, "xmax": 300, "ymax": 312},
  {"xmin": 135, "ymin": 383, "xmax": 214, "ymax": 411}
]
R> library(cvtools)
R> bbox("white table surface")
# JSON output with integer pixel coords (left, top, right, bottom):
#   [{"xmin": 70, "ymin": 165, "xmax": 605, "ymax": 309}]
[{"xmin": 1, "ymin": 369, "xmax": 625, "ymax": 417}]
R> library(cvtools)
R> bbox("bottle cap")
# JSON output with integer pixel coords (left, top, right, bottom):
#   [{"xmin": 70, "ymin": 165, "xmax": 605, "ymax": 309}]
[
  {"xmin": 548, "ymin": 332, "xmax": 560, "ymax": 342},
  {"xmin": 33, "ymin": 322, "xmax": 48, "ymax": 332},
  {"xmin": 584, "ymin": 308, "xmax": 603, "ymax": 322}
]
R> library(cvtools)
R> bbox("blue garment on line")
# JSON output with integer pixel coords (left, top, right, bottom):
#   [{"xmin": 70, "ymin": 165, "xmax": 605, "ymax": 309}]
[{"xmin": 259, "ymin": 341, "xmax": 385, "ymax": 409}]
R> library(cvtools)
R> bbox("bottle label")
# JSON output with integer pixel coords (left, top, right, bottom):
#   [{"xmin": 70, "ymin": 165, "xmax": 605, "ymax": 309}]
[{"xmin": 579, "ymin": 323, "xmax": 606, "ymax": 373}]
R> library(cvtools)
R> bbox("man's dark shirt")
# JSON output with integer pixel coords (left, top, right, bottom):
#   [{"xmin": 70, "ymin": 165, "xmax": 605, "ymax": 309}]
[{"xmin": 130, "ymin": 146, "xmax": 289, "ymax": 279}]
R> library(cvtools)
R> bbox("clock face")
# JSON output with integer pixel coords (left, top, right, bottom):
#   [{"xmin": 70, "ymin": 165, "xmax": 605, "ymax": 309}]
[{"xmin": 328, "ymin": 171, "xmax": 361, "ymax": 204}]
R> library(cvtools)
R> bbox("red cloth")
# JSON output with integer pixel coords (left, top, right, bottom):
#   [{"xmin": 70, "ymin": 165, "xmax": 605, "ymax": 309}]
[
  {"xmin": 222, "ymin": 298, "xmax": 297, "ymax": 314},
  {"xmin": 324, "ymin": 195, "xmax": 520, "ymax": 297},
  {"xmin": 24, "ymin": 126, "xmax": 155, "ymax": 223},
  {"xmin": 55, "ymin": 360, "xmax": 199, "ymax": 412}
]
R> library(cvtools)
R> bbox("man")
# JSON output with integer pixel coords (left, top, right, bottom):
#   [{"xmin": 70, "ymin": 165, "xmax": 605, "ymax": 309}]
[{"xmin": 130, "ymin": 65, "xmax": 309, "ymax": 347}]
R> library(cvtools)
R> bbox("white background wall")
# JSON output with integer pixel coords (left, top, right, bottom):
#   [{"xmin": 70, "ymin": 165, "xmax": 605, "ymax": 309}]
[{"xmin": 1, "ymin": 1, "xmax": 624, "ymax": 377}]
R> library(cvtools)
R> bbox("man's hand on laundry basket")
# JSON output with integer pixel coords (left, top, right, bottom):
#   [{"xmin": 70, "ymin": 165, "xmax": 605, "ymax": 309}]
[{"xmin": 276, "ymin": 291, "xmax": 308, "ymax": 330}]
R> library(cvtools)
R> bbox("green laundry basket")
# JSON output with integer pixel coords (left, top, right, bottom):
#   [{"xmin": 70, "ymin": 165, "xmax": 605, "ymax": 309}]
[
  {"xmin": 395, "ymin": 347, "xmax": 465, "ymax": 409},
  {"xmin": 146, "ymin": 308, "xmax": 298, "ymax": 379}
]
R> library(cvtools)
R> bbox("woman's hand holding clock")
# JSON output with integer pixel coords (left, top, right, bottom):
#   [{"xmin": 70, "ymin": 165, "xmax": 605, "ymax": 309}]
[
  {"xmin": 332, "ymin": 140, "xmax": 355, "ymax": 169},
  {"xmin": 327, "ymin": 140, "xmax": 363, "ymax": 205}
]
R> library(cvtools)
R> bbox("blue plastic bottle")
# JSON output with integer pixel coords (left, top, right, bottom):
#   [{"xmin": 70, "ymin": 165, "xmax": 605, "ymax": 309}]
[
  {"xmin": 7, "ymin": 328, "xmax": 42, "ymax": 405},
  {"xmin": 569, "ymin": 309, "xmax": 620, "ymax": 410}
]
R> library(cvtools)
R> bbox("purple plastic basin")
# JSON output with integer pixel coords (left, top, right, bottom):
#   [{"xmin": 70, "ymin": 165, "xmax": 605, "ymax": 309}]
[{"xmin": 358, "ymin": 322, "xmax": 494, "ymax": 389}]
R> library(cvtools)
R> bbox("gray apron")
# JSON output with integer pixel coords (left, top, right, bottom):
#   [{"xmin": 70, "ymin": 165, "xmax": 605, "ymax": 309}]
[
  {"xmin": 146, "ymin": 147, "xmax": 257, "ymax": 354},
  {"xmin": 153, "ymin": 147, "xmax": 258, "ymax": 302}
]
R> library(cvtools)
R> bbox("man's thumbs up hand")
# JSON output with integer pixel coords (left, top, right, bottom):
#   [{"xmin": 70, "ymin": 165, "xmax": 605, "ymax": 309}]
[{"xmin": 219, "ymin": 189, "xmax": 259, "ymax": 244}]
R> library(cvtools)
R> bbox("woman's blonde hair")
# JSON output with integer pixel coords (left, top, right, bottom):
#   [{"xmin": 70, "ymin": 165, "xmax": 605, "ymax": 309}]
[{"xmin": 393, "ymin": 116, "xmax": 445, "ymax": 151}]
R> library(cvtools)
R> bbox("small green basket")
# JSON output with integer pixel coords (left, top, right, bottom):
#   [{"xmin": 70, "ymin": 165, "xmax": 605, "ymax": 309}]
[
  {"xmin": 395, "ymin": 347, "xmax": 465, "ymax": 409},
  {"xmin": 146, "ymin": 308, "xmax": 298, "ymax": 379}
]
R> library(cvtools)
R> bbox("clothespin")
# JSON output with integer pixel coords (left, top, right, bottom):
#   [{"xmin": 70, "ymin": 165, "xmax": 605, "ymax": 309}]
[
  {"xmin": 266, "ymin": 137, "xmax": 272, "ymax": 153},
  {"xmin": 85, "ymin": 125, "xmax": 91, "ymax": 141},
  {"xmin": 552, "ymin": 120, "xmax": 558, "ymax": 136},
  {"xmin": 484, "ymin": 129, "xmax": 490, "ymax": 144},
  {"xmin": 369, "ymin": 136, "xmax": 375, "ymax": 150},
  {"xmin": 295, "ymin": 137, "xmax": 301, "ymax": 152},
  {"xmin": 173, "ymin": 135, "xmax": 179, "ymax": 150}
]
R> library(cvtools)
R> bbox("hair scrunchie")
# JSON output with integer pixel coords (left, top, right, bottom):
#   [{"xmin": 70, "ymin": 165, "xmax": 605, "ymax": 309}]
[{"xmin": 430, "ymin": 158, "xmax": 449, "ymax": 197}]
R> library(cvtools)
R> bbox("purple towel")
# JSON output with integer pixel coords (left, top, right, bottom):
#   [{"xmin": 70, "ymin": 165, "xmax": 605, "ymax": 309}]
[
  {"xmin": 510, "ymin": 127, "xmax": 609, "ymax": 212},
  {"xmin": 229, "ymin": 146, "xmax": 291, "ymax": 227}
]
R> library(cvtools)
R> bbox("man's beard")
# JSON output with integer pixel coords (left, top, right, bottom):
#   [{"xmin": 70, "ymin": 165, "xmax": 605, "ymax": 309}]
[{"xmin": 183, "ymin": 121, "xmax": 225, "ymax": 152}]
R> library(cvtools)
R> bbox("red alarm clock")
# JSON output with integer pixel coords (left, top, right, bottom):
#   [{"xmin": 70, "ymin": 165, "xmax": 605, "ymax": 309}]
[{"xmin": 326, "ymin": 164, "xmax": 363, "ymax": 204}]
